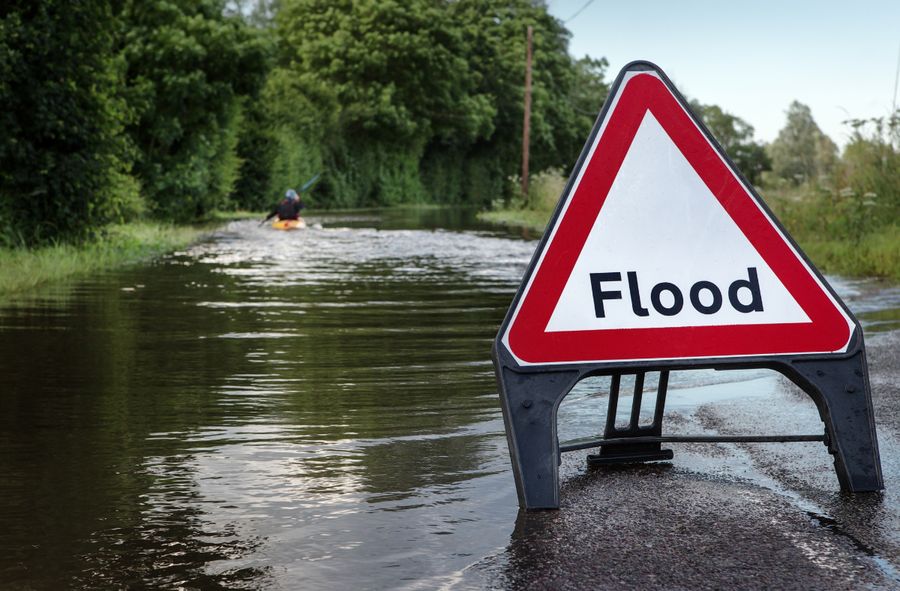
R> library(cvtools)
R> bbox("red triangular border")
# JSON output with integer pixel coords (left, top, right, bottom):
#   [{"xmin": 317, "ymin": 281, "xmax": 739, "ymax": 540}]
[{"xmin": 506, "ymin": 72, "xmax": 852, "ymax": 365}]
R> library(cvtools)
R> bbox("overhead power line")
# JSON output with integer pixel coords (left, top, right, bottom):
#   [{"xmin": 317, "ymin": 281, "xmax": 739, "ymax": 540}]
[{"xmin": 564, "ymin": 0, "xmax": 596, "ymax": 23}]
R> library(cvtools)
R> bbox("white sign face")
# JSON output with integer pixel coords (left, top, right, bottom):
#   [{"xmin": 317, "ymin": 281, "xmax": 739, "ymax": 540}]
[
  {"xmin": 545, "ymin": 111, "xmax": 809, "ymax": 332},
  {"xmin": 501, "ymin": 69, "xmax": 854, "ymax": 366}
]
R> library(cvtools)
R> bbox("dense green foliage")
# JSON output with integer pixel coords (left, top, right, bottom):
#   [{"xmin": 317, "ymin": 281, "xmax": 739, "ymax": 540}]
[
  {"xmin": 0, "ymin": 1, "xmax": 135, "ymax": 246},
  {"xmin": 119, "ymin": 0, "xmax": 271, "ymax": 221},
  {"xmin": 2, "ymin": 0, "xmax": 609, "ymax": 243},
  {"xmin": 267, "ymin": 0, "xmax": 607, "ymax": 208},
  {"xmin": 0, "ymin": 0, "xmax": 269, "ymax": 245}
]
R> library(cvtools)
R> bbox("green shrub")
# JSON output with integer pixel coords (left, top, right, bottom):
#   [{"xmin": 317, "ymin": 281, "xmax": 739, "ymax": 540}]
[
  {"xmin": 0, "ymin": 2, "xmax": 139, "ymax": 246},
  {"xmin": 120, "ymin": 0, "xmax": 270, "ymax": 221}
]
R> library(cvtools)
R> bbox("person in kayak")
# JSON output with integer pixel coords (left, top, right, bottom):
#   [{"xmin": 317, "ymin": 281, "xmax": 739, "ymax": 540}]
[{"xmin": 264, "ymin": 189, "xmax": 305, "ymax": 223}]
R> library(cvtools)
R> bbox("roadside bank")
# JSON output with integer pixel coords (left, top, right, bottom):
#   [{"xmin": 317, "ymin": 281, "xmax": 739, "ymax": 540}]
[
  {"xmin": 0, "ymin": 222, "xmax": 212, "ymax": 297},
  {"xmin": 0, "ymin": 207, "xmax": 449, "ymax": 298},
  {"xmin": 479, "ymin": 208, "xmax": 550, "ymax": 234}
]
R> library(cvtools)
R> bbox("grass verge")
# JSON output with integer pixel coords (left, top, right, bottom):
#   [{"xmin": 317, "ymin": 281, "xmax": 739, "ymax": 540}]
[
  {"xmin": 790, "ymin": 225, "xmax": 900, "ymax": 280},
  {"xmin": 204, "ymin": 209, "xmax": 267, "ymax": 222},
  {"xmin": 477, "ymin": 169, "xmax": 565, "ymax": 233},
  {"xmin": 0, "ymin": 222, "xmax": 209, "ymax": 297},
  {"xmin": 478, "ymin": 209, "xmax": 551, "ymax": 233}
]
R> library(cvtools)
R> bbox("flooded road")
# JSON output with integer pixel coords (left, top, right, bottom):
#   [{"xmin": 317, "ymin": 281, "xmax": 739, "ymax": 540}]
[{"xmin": 0, "ymin": 209, "xmax": 898, "ymax": 589}]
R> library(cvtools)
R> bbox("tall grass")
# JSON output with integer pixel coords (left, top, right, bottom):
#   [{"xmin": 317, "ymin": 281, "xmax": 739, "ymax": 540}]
[
  {"xmin": 0, "ymin": 223, "xmax": 207, "ymax": 296},
  {"xmin": 791, "ymin": 224, "xmax": 900, "ymax": 278},
  {"xmin": 764, "ymin": 185, "xmax": 900, "ymax": 280},
  {"xmin": 478, "ymin": 169, "xmax": 566, "ymax": 232}
]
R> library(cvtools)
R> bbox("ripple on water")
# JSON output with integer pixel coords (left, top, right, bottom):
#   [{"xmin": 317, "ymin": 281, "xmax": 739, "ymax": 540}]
[{"xmin": 0, "ymin": 210, "xmax": 897, "ymax": 589}]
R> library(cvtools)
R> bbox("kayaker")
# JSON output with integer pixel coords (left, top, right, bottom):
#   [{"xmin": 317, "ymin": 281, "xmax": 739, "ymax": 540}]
[{"xmin": 264, "ymin": 189, "xmax": 305, "ymax": 223}]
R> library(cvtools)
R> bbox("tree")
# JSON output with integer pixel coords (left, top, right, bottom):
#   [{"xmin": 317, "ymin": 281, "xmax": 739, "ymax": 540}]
[
  {"xmin": 119, "ymin": 0, "xmax": 270, "ymax": 220},
  {"xmin": 569, "ymin": 56, "xmax": 610, "ymax": 136},
  {"xmin": 270, "ymin": 0, "xmax": 603, "ymax": 207},
  {"xmin": 255, "ymin": 65, "xmax": 338, "ymax": 208},
  {"xmin": 276, "ymin": 0, "xmax": 497, "ymax": 205},
  {"xmin": 0, "ymin": 1, "xmax": 138, "ymax": 246},
  {"xmin": 690, "ymin": 101, "xmax": 770, "ymax": 185},
  {"xmin": 767, "ymin": 101, "xmax": 837, "ymax": 186},
  {"xmin": 428, "ymin": 0, "xmax": 607, "ymax": 205}
]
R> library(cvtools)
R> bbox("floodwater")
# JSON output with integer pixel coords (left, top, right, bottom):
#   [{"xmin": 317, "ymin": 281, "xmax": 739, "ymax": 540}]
[{"xmin": 0, "ymin": 208, "xmax": 897, "ymax": 590}]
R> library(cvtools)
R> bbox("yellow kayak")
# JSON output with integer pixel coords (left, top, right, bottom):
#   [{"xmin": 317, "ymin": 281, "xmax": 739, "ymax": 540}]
[{"xmin": 271, "ymin": 218, "xmax": 306, "ymax": 231}]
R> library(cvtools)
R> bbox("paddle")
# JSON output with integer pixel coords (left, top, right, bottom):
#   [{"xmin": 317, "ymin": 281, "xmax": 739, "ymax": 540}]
[{"xmin": 299, "ymin": 172, "xmax": 321, "ymax": 193}]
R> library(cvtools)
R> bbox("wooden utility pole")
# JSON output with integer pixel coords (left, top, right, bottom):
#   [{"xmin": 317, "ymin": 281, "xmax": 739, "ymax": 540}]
[{"xmin": 521, "ymin": 25, "xmax": 533, "ymax": 200}]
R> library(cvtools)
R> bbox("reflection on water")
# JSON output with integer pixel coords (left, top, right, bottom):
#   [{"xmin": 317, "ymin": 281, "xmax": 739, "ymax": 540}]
[
  {"xmin": 0, "ymin": 210, "xmax": 528, "ymax": 589},
  {"xmin": 0, "ymin": 208, "xmax": 896, "ymax": 589},
  {"xmin": 842, "ymin": 279, "xmax": 900, "ymax": 333}
]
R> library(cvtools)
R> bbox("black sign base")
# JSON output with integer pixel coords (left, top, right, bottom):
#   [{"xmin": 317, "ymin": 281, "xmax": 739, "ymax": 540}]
[
  {"xmin": 787, "ymin": 350, "xmax": 883, "ymax": 492},
  {"xmin": 492, "ymin": 337, "xmax": 883, "ymax": 511},
  {"xmin": 585, "ymin": 371, "xmax": 672, "ymax": 465}
]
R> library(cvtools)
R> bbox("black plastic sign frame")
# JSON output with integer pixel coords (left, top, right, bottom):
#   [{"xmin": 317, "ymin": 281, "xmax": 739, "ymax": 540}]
[{"xmin": 492, "ymin": 61, "xmax": 883, "ymax": 510}]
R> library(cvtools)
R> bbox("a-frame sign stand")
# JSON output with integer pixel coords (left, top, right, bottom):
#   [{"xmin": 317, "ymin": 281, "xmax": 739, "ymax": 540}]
[{"xmin": 492, "ymin": 61, "xmax": 883, "ymax": 510}]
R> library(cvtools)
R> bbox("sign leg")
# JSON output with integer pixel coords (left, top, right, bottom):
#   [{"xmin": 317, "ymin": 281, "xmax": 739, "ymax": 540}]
[
  {"xmin": 588, "ymin": 371, "xmax": 674, "ymax": 465},
  {"xmin": 496, "ymin": 367, "xmax": 580, "ymax": 510},
  {"xmin": 787, "ymin": 352, "xmax": 883, "ymax": 492}
]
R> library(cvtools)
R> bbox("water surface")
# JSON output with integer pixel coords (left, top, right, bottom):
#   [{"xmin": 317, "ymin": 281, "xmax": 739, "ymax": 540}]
[{"xmin": 0, "ymin": 208, "xmax": 897, "ymax": 589}]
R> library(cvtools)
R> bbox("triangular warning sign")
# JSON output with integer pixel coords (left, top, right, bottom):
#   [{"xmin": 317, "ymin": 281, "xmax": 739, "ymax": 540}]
[{"xmin": 501, "ymin": 63, "xmax": 854, "ymax": 366}]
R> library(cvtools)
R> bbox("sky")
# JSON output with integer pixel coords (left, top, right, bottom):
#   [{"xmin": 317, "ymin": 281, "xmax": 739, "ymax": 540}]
[{"xmin": 545, "ymin": 0, "xmax": 900, "ymax": 148}]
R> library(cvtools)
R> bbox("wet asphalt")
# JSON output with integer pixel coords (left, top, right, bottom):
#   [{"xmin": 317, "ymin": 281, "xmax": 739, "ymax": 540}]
[{"xmin": 461, "ymin": 329, "xmax": 900, "ymax": 590}]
